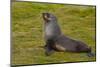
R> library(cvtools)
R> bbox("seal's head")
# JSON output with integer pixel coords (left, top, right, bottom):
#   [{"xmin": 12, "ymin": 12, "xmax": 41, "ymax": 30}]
[{"xmin": 42, "ymin": 13, "xmax": 57, "ymax": 22}]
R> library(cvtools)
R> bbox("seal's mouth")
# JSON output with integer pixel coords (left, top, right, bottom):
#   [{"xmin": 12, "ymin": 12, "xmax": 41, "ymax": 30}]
[{"xmin": 42, "ymin": 13, "xmax": 50, "ymax": 22}]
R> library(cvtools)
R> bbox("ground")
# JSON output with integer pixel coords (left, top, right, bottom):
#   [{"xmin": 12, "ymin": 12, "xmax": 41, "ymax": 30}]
[{"xmin": 11, "ymin": 2, "xmax": 96, "ymax": 66}]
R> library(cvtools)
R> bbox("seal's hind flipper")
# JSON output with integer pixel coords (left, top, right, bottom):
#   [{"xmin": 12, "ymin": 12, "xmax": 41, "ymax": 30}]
[{"xmin": 87, "ymin": 52, "xmax": 95, "ymax": 57}]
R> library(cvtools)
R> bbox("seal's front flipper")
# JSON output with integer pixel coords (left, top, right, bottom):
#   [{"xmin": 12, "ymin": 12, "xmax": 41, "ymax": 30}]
[{"xmin": 45, "ymin": 45, "xmax": 55, "ymax": 56}]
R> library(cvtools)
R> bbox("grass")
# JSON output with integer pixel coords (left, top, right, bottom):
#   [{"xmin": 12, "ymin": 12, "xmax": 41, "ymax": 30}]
[{"xmin": 11, "ymin": 2, "xmax": 96, "ymax": 66}]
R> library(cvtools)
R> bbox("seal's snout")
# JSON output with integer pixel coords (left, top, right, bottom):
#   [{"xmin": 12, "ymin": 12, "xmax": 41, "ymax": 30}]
[
  {"xmin": 42, "ymin": 13, "xmax": 50, "ymax": 18},
  {"xmin": 42, "ymin": 13, "xmax": 50, "ymax": 22}
]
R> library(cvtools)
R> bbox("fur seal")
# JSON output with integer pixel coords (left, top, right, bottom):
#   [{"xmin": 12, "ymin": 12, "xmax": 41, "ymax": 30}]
[{"xmin": 42, "ymin": 13, "xmax": 94, "ymax": 57}]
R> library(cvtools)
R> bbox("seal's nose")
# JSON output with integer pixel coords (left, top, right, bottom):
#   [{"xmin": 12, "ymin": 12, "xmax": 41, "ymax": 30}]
[
  {"xmin": 42, "ymin": 13, "xmax": 50, "ymax": 22},
  {"xmin": 42, "ymin": 13, "xmax": 49, "ymax": 19}
]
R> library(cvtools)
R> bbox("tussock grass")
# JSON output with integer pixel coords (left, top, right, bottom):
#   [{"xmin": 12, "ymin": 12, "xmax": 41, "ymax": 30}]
[{"xmin": 12, "ymin": 2, "xmax": 96, "ymax": 65}]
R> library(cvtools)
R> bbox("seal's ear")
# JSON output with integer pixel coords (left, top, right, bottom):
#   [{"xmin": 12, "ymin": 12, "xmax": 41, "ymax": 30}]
[{"xmin": 42, "ymin": 13, "xmax": 51, "ymax": 22}]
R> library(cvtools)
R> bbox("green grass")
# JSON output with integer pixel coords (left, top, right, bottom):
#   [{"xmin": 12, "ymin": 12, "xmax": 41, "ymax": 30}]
[{"xmin": 11, "ymin": 2, "xmax": 96, "ymax": 66}]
